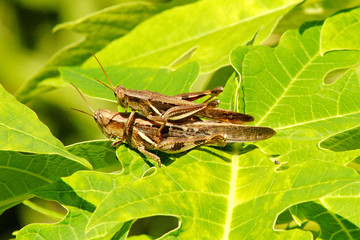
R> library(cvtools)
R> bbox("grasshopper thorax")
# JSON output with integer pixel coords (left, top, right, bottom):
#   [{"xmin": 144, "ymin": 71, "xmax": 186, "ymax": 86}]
[{"xmin": 114, "ymin": 85, "xmax": 128, "ymax": 109}]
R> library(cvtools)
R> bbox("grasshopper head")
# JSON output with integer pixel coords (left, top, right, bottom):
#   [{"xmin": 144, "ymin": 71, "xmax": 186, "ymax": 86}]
[
  {"xmin": 70, "ymin": 83, "xmax": 125, "ymax": 141},
  {"xmin": 94, "ymin": 109, "xmax": 112, "ymax": 138},
  {"xmin": 114, "ymin": 85, "xmax": 128, "ymax": 109},
  {"xmin": 94, "ymin": 109, "xmax": 126, "ymax": 140}
]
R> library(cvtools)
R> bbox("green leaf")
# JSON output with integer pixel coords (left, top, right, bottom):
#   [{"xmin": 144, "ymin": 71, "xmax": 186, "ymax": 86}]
[
  {"xmin": 85, "ymin": 148, "xmax": 360, "ymax": 239},
  {"xmin": 16, "ymin": 208, "xmax": 122, "ymax": 240},
  {"xmin": 66, "ymin": 140, "xmax": 121, "ymax": 171},
  {"xmin": 321, "ymin": 7, "xmax": 360, "ymax": 54},
  {"xmin": 15, "ymin": 19, "xmax": 360, "ymax": 239},
  {"xmin": 321, "ymin": 182, "xmax": 360, "ymax": 227},
  {"xmin": 0, "ymin": 141, "xmax": 117, "ymax": 215},
  {"xmin": 0, "ymin": 84, "xmax": 91, "ymax": 168},
  {"xmin": 320, "ymin": 126, "xmax": 360, "ymax": 152},
  {"xmin": 84, "ymin": 0, "xmax": 301, "ymax": 72},
  {"xmin": 289, "ymin": 201, "xmax": 360, "ymax": 239},
  {"xmin": 17, "ymin": 146, "xmax": 150, "ymax": 239},
  {"xmin": 230, "ymin": 23, "xmax": 360, "ymax": 165},
  {"xmin": 32, "ymin": 142, "xmax": 149, "ymax": 212},
  {"xmin": 60, "ymin": 62, "xmax": 200, "ymax": 102},
  {"xmin": 0, "ymin": 151, "xmax": 86, "ymax": 214},
  {"xmin": 217, "ymin": 73, "xmax": 241, "ymax": 111},
  {"xmin": 15, "ymin": 0, "xmax": 195, "ymax": 102}
]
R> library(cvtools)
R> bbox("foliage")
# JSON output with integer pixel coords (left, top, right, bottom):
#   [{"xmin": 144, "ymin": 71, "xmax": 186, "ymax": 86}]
[{"xmin": 1, "ymin": 1, "xmax": 360, "ymax": 239}]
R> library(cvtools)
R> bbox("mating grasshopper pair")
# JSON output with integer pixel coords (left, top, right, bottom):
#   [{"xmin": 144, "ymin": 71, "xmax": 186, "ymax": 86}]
[
  {"xmin": 92, "ymin": 54, "xmax": 255, "ymax": 142},
  {"xmin": 72, "ymin": 55, "xmax": 275, "ymax": 166},
  {"xmin": 72, "ymin": 87, "xmax": 275, "ymax": 166}
]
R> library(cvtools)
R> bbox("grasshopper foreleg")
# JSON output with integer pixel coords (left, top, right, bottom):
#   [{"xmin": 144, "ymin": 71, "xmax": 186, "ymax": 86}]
[{"xmin": 124, "ymin": 110, "xmax": 136, "ymax": 137}]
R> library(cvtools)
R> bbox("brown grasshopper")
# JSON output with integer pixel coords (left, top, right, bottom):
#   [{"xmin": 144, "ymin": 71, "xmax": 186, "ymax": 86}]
[
  {"xmin": 71, "ymin": 84, "xmax": 276, "ymax": 167},
  {"xmin": 91, "ymin": 54, "xmax": 254, "ymax": 139}
]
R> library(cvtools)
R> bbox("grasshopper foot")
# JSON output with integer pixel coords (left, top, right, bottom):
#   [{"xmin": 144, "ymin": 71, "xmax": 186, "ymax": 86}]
[{"xmin": 111, "ymin": 139, "xmax": 123, "ymax": 147}]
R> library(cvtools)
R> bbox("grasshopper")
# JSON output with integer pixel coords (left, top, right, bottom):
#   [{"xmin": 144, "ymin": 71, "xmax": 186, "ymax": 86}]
[
  {"xmin": 71, "ymin": 84, "xmax": 276, "ymax": 167},
  {"xmin": 91, "ymin": 54, "xmax": 254, "ymax": 139}
]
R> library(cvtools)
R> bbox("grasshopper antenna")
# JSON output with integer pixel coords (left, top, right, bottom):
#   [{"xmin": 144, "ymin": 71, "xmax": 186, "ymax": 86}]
[
  {"xmin": 70, "ymin": 108, "xmax": 94, "ymax": 117},
  {"xmin": 70, "ymin": 83, "xmax": 95, "ymax": 114},
  {"xmin": 94, "ymin": 77, "xmax": 114, "ymax": 92},
  {"xmin": 91, "ymin": 52, "xmax": 115, "ymax": 90}
]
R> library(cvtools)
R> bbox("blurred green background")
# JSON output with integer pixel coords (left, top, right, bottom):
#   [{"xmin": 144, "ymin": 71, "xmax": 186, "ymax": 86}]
[
  {"xmin": 0, "ymin": 0, "xmax": 120, "ymax": 145},
  {"xmin": 0, "ymin": 1, "xmax": 120, "ymax": 238}
]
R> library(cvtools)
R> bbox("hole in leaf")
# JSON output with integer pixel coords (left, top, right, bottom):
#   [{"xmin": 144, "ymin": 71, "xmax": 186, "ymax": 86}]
[
  {"xmin": 275, "ymin": 201, "xmax": 360, "ymax": 239},
  {"xmin": 274, "ymin": 162, "xmax": 289, "ymax": 171},
  {"xmin": 274, "ymin": 208, "xmax": 300, "ymax": 230},
  {"xmin": 206, "ymin": 65, "xmax": 234, "ymax": 90},
  {"xmin": 275, "ymin": 204, "xmax": 320, "ymax": 238},
  {"xmin": 128, "ymin": 215, "xmax": 179, "ymax": 238},
  {"xmin": 143, "ymin": 167, "xmax": 156, "ymax": 177},
  {"xmin": 323, "ymin": 68, "xmax": 349, "ymax": 84}
]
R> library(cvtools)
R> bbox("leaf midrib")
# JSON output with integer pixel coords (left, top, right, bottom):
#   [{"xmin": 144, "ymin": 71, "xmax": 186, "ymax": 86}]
[
  {"xmin": 0, "ymin": 122, "xmax": 73, "ymax": 160},
  {"xmin": 257, "ymin": 42, "xmax": 319, "ymax": 125},
  {"xmin": 221, "ymin": 151, "xmax": 239, "ymax": 239},
  {"xmin": 275, "ymin": 111, "xmax": 360, "ymax": 131}
]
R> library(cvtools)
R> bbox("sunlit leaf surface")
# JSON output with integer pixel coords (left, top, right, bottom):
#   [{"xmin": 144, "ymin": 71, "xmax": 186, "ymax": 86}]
[
  {"xmin": 0, "ymin": 84, "xmax": 91, "ymax": 168},
  {"xmin": 321, "ymin": 7, "xmax": 360, "ymax": 54},
  {"xmin": 14, "ymin": 9, "xmax": 360, "ymax": 240}
]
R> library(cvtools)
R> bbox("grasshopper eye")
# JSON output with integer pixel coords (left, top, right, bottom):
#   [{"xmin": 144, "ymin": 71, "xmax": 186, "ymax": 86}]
[
  {"xmin": 115, "ymin": 86, "xmax": 128, "ymax": 107},
  {"xmin": 115, "ymin": 87, "xmax": 124, "ymax": 99}
]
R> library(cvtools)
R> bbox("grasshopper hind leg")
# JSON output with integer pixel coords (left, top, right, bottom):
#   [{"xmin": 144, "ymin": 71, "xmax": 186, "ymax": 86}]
[{"xmin": 149, "ymin": 99, "xmax": 220, "ymax": 143}]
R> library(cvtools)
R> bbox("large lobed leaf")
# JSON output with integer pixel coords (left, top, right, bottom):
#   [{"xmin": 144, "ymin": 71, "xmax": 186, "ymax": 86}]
[
  {"xmin": 231, "ymin": 22, "xmax": 360, "ymax": 166},
  {"xmin": 85, "ymin": 0, "xmax": 301, "ymax": 72},
  {"xmin": 0, "ymin": 140, "xmax": 121, "ymax": 215},
  {"xmin": 16, "ymin": 19, "xmax": 360, "ymax": 239},
  {"xmin": 16, "ymin": 0, "xmax": 196, "ymax": 102},
  {"xmin": 17, "ymin": 147, "xmax": 360, "ymax": 239},
  {"xmin": 17, "ymin": 143, "xmax": 149, "ymax": 239},
  {"xmin": 0, "ymin": 151, "xmax": 86, "ymax": 215},
  {"xmin": 16, "ymin": 0, "xmax": 299, "ymax": 102}
]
